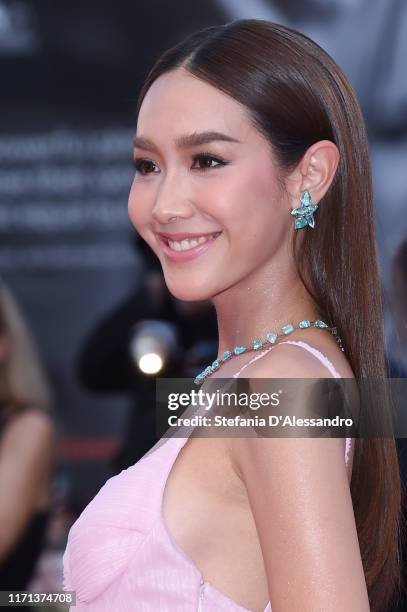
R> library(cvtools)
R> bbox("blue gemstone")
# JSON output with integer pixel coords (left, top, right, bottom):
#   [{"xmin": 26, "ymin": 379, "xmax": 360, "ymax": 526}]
[
  {"xmin": 301, "ymin": 191, "xmax": 311, "ymax": 205},
  {"xmin": 299, "ymin": 320, "xmax": 311, "ymax": 328},
  {"xmin": 282, "ymin": 324, "xmax": 294, "ymax": 335},
  {"xmin": 315, "ymin": 320, "xmax": 328, "ymax": 329},
  {"xmin": 211, "ymin": 359, "xmax": 220, "ymax": 369},
  {"xmin": 266, "ymin": 332, "xmax": 278, "ymax": 344},
  {"xmin": 252, "ymin": 339, "xmax": 263, "ymax": 350},
  {"xmin": 234, "ymin": 346, "xmax": 247, "ymax": 355},
  {"xmin": 221, "ymin": 350, "xmax": 232, "ymax": 361},
  {"xmin": 295, "ymin": 217, "xmax": 308, "ymax": 229}
]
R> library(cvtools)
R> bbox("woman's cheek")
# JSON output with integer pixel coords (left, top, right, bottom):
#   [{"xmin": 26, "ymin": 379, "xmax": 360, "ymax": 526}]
[{"xmin": 128, "ymin": 183, "xmax": 150, "ymax": 232}]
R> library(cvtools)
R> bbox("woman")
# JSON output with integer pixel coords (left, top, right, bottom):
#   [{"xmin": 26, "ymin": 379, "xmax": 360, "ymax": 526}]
[
  {"xmin": 0, "ymin": 279, "xmax": 55, "ymax": 601},
  {"xmin": 63, "ymin": 20, "xmax": 402, "ymax": 611}
]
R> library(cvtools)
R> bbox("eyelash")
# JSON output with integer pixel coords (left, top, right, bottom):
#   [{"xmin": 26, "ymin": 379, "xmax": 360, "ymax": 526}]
[{"xmin": 133, "ymin": 152, "xmax": 228, "ymax": 175}]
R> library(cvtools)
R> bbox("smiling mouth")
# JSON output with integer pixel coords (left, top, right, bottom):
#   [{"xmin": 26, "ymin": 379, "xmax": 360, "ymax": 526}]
[{"xmin": 159, "ymin": 232, "xmax": 222, "ymax": 252}]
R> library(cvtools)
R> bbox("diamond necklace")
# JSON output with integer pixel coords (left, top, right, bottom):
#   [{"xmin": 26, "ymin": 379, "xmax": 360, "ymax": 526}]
[{"xmin": 194, "ymin": 318, "xmax": 344, "ymax": 385}]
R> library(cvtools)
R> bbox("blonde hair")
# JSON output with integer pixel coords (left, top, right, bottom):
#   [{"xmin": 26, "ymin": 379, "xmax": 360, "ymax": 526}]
[{"xmin": 0, "ymin": 280, "xmax": 53, "ymax": 416}]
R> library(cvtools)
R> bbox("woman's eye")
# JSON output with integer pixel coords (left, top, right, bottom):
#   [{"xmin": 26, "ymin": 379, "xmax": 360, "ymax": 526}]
[
  {"xmin": 191, "ymin": 154, "xmax": 227, "ymax": 171},
  {"xmin": 133, "ymin": 153, "xmax": 228, "ymax": 175},
  {"xmin": 133, "ymin": 158, "xmax": 159, "ymax": 175}
]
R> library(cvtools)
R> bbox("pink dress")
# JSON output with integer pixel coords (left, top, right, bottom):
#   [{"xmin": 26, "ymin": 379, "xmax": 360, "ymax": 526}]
[{"xmin": 63, "ymin": 340, "xmax": 353, "ymax": 611}]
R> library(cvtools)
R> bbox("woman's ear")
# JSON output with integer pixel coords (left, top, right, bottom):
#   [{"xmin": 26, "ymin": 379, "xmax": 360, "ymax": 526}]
[{"xmin": 286, "ymin": 140, "xmax": 340, "ymax": 205}]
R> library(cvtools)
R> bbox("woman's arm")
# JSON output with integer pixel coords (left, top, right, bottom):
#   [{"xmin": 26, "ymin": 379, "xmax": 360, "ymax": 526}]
[
  {"xmin": 0, "ymin": 409, "xmax": 55, "ymax": 561},
  {"xmin": 230, "ymin": 345, "xmax": 369, "ymax": 612}
]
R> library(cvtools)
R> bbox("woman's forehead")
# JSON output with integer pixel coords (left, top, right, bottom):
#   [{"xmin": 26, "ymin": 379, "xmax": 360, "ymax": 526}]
[{"xmin": 137, "ymin": 69, "xmax": 250, "ymax": 138}]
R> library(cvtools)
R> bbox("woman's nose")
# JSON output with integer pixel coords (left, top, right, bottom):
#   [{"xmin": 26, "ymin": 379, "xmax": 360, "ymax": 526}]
[
  {"xmin": 151, "ymin": 180, "xmax": 194, "ymax": 224},
  {"xmin": 152, "ymin": 206, "xmax": 192, "ymax": 224}
]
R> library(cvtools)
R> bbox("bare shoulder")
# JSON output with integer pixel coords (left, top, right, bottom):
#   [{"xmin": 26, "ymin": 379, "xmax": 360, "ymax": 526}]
[
  {"xmin": 230, "ymin": 341, "xmax": 350, "ymax": 471},
  {"xmin": 1, "ymin": 408, "xmax": 54, "ymax": 453},
  {"xmin": 232, "ymin": 336, "xmax": 355, "ymax": 464}
]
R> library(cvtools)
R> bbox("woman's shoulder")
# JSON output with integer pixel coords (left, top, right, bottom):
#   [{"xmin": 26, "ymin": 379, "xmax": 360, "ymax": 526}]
[
  {"xmin": 2, "ymin": 405, "xmax": 53, "ymax": 431},
  {"xmin": 230, "ymin": 331, "xmax": 355, "ymax": 471}
]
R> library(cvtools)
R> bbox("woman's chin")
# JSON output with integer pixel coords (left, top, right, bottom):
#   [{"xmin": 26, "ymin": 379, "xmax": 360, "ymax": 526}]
[{"xmin": 166, "ymin": 283, "xmax": 212, "ymax": 303}]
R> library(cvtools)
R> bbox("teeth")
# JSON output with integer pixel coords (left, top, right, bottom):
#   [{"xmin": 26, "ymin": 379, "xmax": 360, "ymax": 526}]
[{"xmin": 167, "ymin": 234, "xmax": 218, "ymax": 251}]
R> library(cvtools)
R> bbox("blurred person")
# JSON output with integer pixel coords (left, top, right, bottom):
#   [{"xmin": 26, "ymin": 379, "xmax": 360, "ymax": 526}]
[
  {"xmin": 0, "ymin": 279, "xmax": 55, "ymax": 602},
  {"xmin": 63, "ymin": 19, "xmax": 401, "ymax": 612}
]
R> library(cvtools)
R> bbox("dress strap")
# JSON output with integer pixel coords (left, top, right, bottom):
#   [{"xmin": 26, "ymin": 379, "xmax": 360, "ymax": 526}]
[
  {"xmin": 280, "ymin": 340, "xmax": 341, "ymax": 378},
  {"xmin": 232, "ymin": 346, "xmax": 275, "ymax": 378},
  {"xmin": 232, "ymin": 339, "xmax": 342, "ymax": 379},
  {"xmin": 278, "ymin": 340, "xmax": 342, "ymax": 378}
]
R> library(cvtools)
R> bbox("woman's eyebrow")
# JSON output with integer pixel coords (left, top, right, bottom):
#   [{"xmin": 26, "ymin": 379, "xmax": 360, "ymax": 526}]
[{"xmin": 133, "ymin": 130, "xmax": 241, "ymax": 152}]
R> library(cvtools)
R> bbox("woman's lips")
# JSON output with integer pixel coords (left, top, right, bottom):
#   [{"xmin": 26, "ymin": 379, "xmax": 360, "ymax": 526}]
[{"xmin": 158, "ymin": 232, "xmax": 222, "ymax": 262}]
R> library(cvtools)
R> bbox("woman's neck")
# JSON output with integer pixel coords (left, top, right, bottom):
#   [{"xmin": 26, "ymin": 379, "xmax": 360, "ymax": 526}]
[{"xmin": 212, "ymin": 266, "xmax": 320, "ymax": 358}]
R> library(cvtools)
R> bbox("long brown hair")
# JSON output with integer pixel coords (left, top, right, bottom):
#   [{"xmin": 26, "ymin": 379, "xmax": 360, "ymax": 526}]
[{"xmin": 134, "ymin": 19, "xmax": 402, "ymax": 611}]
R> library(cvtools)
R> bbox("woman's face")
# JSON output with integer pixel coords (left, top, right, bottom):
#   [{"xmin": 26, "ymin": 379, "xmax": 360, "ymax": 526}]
[{"xmin": 128, "ymin": 67, "xmax": 291, "ymax": 302}]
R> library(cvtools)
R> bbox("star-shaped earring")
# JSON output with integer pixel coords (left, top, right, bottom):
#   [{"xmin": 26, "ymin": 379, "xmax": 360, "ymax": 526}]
[{"xmin": 290, "ymin": 190, "xmax": 319, "ymax": 229}]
